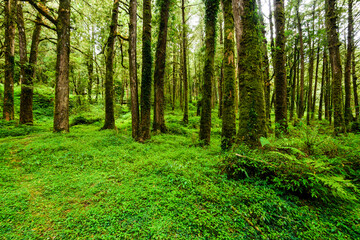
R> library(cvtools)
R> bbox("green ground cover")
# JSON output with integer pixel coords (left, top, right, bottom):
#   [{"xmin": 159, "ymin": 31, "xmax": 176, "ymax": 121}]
[{"xmin": 0, "ymin": 86, "xmax": 359, "ymax": 239}]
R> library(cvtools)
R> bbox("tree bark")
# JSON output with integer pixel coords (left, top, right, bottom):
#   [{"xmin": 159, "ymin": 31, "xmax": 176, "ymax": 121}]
[
  {"xmin": 221, "ymin": 0, "xmax": 236, "ymax": 149},
  {"xmin": 344, "ymin": 0, "xmax": 354, "ymax": 125},
  {"xmin": 3, "ymin": 0, "xmax": 17, "ymax": 121},
  {"xmin": 274, "ymin": 0, "xmax": 288, "ymax": 136},
  {"xmin": 129, "ymin": 0, "xmax": 140, "ymax": 139},
  {"xmin": 318, "ymin": 48, "xmax": 326, "ymax": 120},
  {"xmin": 290, "ymin": 39, "xmax": 298, "ymax": 121},
  {"xmin": 153, "ymin": 0, "xmax": 171, "ymax": 132},
  {"xmin": 238, "ymin": 0, "xmax": 267, "ymax": 145},
  {"xmin": 353, "ymin": 48, "xmax": 359, "ymax": 120},
  {"xmin": 312, "ymin": 44, "xmax": 320, "ymax": 120},
  {"xmin": 102, "ymin": 0, "xmax": 119, "ymax": 130},
  {"xmin": 199, "ymin": 0, "xmax": 219, "ymax": 145},
  {"xmin": 296, "ymin": 0, "xmax": 305, "ymax": 119},
  {"xmin": 325, "ymin": 0, "xmax": 345, "ymax": 133},
  {"xmin": 54, "ymin": 0, "xmax": 71, "ymax": 132},
  {"xmin": 182, "ymin": 0, "xmax": 188, "ymax": 124},
  {"xmin": 140, "ymin": 0, "xmax": 152, "ymax": 140},
  {"xmin": 306, "ymin": 27, "xmax": 314, "ymax": 125}
]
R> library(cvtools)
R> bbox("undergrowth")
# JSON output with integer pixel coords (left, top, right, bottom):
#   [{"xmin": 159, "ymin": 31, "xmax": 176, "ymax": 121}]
[{"xmin": 0, "ymin": 86, "xmax": 359, "ymax": 239}]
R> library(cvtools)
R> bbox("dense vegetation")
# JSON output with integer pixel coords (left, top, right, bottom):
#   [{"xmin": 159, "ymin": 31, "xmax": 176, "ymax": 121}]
[
  {"xmin": 1, "ymin": 85, "xmax": 360, "ymax": 238},
  {"xmin": 1, "ymin": 0, "xmax": 360, "ymax": 238}
]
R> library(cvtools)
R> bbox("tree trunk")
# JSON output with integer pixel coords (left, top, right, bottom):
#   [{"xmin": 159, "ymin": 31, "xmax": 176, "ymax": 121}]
[
  {"xmin": 344, "ymin": 0, "xmax": 354, "ymax": 126},
  {"xmin": 218, "ymin": 60, "xmax": 224, "ymax": 118},
  {"xmin": 306, "ymin": 27, "xmax": 314, "ymax": 125},
  {"xmin": 318, "ymin": 48, "xmax": 326, "ymax": 120},
  {"xmin": 238, "ymin": 0, "xmax": 267, "ymax": 145},
  {"xmin": 325, "ymin": 0, "xmax": 345, "ymax": 133},
  {"xmin": 353, "ymin": 49, "xmax": 359, "ymax": 120},
  {"xmin": 129, "ymin": 0, "xmax": 140, "ymax": 139},
  {"xmin": 258, "ymin": 0, "xmax": 271, "ymax": 129},
  {"xmin": 274, "ymin": 0, "xmax": 288, "ymax": 136},
  {"xmin": 296, "ymin": 1, "xmax": 305, "ymax": 119},
  {"xmin": 153, "ymin": 0, "xmax": 171, "ymax": 132},
  {"xmin": 172, "ymin": 44, "xmax": 176, "ymax": 111},
  {"xmin": 182, "ymin": 0, "xmax": 188, "ymax": 124},
  {"xmin": 3, "ymin": 0, "xmax": 17, "ymax": 121},
  {"xmin": 87, "ymin": 27, "xmax": 94, "ymax": 104},
  {"xmin": 102, "ymin": 0, "xmax": 119, "ymax": 130},
  {"xmin": 199, "ymin": 0, "xmax": 219, "ymax": 145},
  {"xmin": 290, "ymin": 39, "xmax": 298, "ymax": 121},
  {"xmin": 221, "ymin": 0, "xmax": 236, "ymax": 150},
  {"xmin": 325, "ymin": 50, "xmax": 330, "ymax": 121},
  {"xmin": 54, "ymin": 0, "xmax": 71, "ymax": 132},
  {"xmin": 312, "ymin": 44, "xmax": 320, "ymax": 120},
  {"xmin": 140, "ymin": 0, "xmax": 152, "ymax": 140}
]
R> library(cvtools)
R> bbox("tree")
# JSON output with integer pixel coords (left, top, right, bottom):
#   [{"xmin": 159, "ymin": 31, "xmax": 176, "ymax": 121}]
[
  {"xmin": 3, "ymin": 0, "xmax": 17, "ymax": 121},
  {"xmin": 296, "ymin": 0, "xmax": 305, "ymax": 119},
  {"xmin": 153, "ymin": 0, "xmax": 171, "ymax": 133},
  {"xmin": 102, "ymin": 0, "xmax": 119, "ymax": 130},
  {"xmin": 344, "ymin": 0, "xmax": 354, "ymax": 126},
  {"xmin": 129, "ymin": 0, "xmax": 140, "ymax": 139},
  {"xmin": 237, "ymin": 0, "xmax": 266, "ymax": 145},
  {"xmin": 221, "ymin": 0, "xmax": 236, "ymax": 149},
  {"xmin": 140, "ymin": 0, "xmax": 152, "ymax": 141},
  {"xmin": 325, "ymin": 0, "xmax": 345, "ymax": 134},
  {"xmin": 53, "ymin": 0, "xmax": 71, "ymax": 132},
  {"xmin": 182, "ymin": 0, "xmax": 189, "ymax": 124},
  {"xmin": 199, "ymin": 0, "xmax": 219, "ymax": 145}
]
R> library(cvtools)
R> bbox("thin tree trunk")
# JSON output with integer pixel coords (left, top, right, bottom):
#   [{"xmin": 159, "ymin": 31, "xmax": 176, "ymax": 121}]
[
  {"xmin": 353, "ymin": 49, "xmax": 359, "ymax": 120},
  {"xmin": 325, "ymin": 0, "xmax": 345, "ymax": 133},
  {"xmin": 344, "ymin": 0, "xmax": 354, "ymax": 125},
  {"xmin": 54, "ymin": 0, "xmax": 71, "ymax": 132},
  {"xmin": 218, "ymin": 60, "xmax": 224, "ymax": 118},
  {"xmin": 172, "ymin": 44, "xmax": 176, "ymax": 111},
  {"xmin": 3, "ymin": 0, "xmax": 17, "ymax": 121},
  {"xmin": 153, "ymin": 0, "xmax": 171, "ymax": 132},
  {"xmin": 87, "ymin": 27, "xmax": 94, "ymax": 104},
  {"xmin": 318, "ymin": 48, "xmax": 326, "ymax": 120},
  {"xmin": 325, "ymin": 50, "xmax": 330, "ymax": 121},
  {"xmin": 290, "ymin": 39, "xmax": 298, "ymax": 121},
  {"xmin": 199, "ymin": 0, "xmax": 219, "ymax": 145},
  {"xmin": 129, "ymin": 0, "xmax": 140, "ymax": 139},
  {"xmin": 102, "ymin": 0, "xmax": 119, "ymax": 130},
  {"xmin": 312, "ymin": 44, "xmax": 320, "ymax": 120},
  {"xmin": 182, "ymin": 0, "xmax": 188, "ymax": 124},
  {"xmin": 296, "ymin": 0, "xmax": 305, "ymax": 119},
  {"xmin": 306, "ymin": 27, "xmax": 314, "ymax": 125}
]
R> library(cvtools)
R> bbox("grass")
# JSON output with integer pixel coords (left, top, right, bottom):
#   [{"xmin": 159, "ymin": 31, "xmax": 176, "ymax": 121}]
[{"xmin": 0, "ymin": 87, "xmax": 360, "ymax": 239}]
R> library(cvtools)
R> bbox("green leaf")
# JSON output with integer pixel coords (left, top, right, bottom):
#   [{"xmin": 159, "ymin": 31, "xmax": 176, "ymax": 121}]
[{"xmin": 260, "ymin": 137, "xmax": 271, "ymax": 147}]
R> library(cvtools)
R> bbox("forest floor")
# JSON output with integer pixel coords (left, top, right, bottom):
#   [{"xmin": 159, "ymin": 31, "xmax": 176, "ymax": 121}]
[{"xmin": 1, "ymin": 86, "xmax": 360, "ymax": 239}]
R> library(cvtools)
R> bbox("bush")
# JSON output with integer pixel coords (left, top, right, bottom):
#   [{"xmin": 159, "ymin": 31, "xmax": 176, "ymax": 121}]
[{"xmin": 220, "ymin": 146, "xmax": 359, "ymax": 203}]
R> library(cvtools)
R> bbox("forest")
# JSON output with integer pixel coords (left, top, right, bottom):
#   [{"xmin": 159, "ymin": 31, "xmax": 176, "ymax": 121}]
[{"xmin": 1, "ymin": 0, "xmax": 360, "ymax": 238}]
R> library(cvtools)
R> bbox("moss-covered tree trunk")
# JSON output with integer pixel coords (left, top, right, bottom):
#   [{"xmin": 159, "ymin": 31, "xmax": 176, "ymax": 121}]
[
  {"xmin": 274, "ymin": 0, "xmax": 288, "ymax": 136},
  {"xmin": 221, "ymin": 0, "xmax": 236, "ymax": 150},
  {"xmin": 199, "ymin": 0, "xmax": 219, "ymax": 145},
  {"xmin": 344, "ymin": 0, "xmax": 354, "ymax": 126},
  {"xmin": 102, "ymin": 0, "xmax": 119, "ymax": 130},
  {"xmin": 237, "ymin": 0, "xmax": 266, "ymax": 145},
  {"xmin": 296, "ymin": 0, "xmax": 305, "ymax": 119},
  {"xmin": 153, "ymin": 0, "xmax": 171, "ymax": 132},
  {"xmin": 140, "ymin": 0, "xmax": 152, "ymax": 140},
  {"xmin": 129, "ymin": 0, "xmax": 140, "ymax": 139},
  {"xmin": 325, "ymin": 51, "xmax": 331, "ymax": 122},
  {"xmin": 325, "ymin": 0, "xmax": 345, "ymax": 134},
  {"xmin": 19, "ymin": 14, "xmax": 41, "ymax": 125},
  {"xmin": 3, "ymin": 0, "xmax": 16, "ymax": 121},
  {"xmin": 182, "ymin": 0, "xmax": 189, "ymax": 124},
  {"xmin": 258, "ymin": 0, "xmax": 271, "ymax": 129},
  {"xmin": 54, "ymin": 0, "xmax": 71, "ymax": 132}
]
